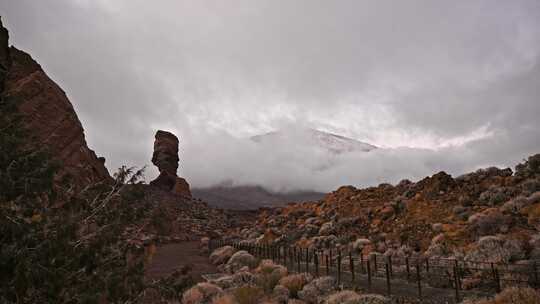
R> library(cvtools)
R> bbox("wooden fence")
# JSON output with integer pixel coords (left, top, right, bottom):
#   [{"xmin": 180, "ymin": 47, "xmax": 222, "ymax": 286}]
[{"xmin": 209, "ymin": 239, "xmax": 540, "ymax": 303}]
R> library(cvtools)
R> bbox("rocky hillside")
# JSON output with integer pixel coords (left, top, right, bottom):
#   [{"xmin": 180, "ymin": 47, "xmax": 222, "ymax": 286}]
[
  {"xmin": 0, "ymin": 18, "xmax": 253, "ymax": 302},
  {"xmin": 234, "ymin": 153, "xmax": 540, "ymax": 265},
  {"xmin": 0, "ymin": 16, "xmax": 246, "ymax": 246},
  {"xmin": 0, "ymin": 18, "xmax": 110, "ymax": 187}
]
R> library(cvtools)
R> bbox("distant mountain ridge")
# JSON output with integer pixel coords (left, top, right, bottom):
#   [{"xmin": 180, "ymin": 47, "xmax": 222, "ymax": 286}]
[{"xmin": 192, "ymin": 185, "xmax": 325, "ymax": 210}]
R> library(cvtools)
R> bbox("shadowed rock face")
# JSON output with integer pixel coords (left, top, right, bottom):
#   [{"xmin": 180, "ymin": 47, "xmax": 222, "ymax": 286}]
[
  {"xmin": 150, "ymin": 130, "xmax": 191, "ymax": 197},
  {"xmin": 151, "ymin": 130, "xmax": 180, "ymax": 176},
  {"xmin": 0, "ymin": 18, "xmax": 111, "ymax": 186}
]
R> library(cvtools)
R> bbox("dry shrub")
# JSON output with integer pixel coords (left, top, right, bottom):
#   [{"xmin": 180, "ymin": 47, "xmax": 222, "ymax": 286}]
[
  {"xmin": 255, "ymin": 260, "xmax": 287, "ymax": 293},
  {"xmin": 493, "ymin": 287, "xmax": 540, "ymax": 304},
  {"xmin": 525, "ymin": 203, "xmax": 540, "ymax": 229},
  {"xmin": 468, "ymin": 209, "xmax": 509, "ymax": 237},
  {"xmin": 233, "ymin": 285, "xmax": 264, "ymax": 304},
  {"xmin": 464, "ymin": 287, "xmax": 540, "ymax": 304},
  {"xmin": 212, "ymin": 294, "xmax": 237, "ymax": 304},
  {"xmin": 257, "ymin": 270, "xmax": 282, "ymax": 293},
  {"xmin": 279, "ymin": 274, "xmax": 309, "ymax": 298}
]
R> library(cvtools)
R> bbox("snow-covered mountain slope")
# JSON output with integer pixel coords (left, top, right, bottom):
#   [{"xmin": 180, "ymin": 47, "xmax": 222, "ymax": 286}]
[{"xmin": 251, "ymin": 128, "xmax": 377, "ymax": 154}]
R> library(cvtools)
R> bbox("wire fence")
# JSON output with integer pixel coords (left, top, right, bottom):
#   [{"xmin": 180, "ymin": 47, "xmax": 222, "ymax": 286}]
[{"xmin": 209, "ymin": 239, "xmax": 540, "ymax": 303}]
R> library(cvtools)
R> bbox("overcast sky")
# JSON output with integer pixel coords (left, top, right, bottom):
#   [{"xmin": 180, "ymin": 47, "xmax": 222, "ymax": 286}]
[{"xmin": 2, "ymin": 0, "xmax": 540, "ymax": 192}]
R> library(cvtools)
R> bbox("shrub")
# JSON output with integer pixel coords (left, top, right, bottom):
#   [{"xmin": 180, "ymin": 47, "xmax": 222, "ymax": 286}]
[
  {"xmin": 183, "ymin": 283, "xmax": 223, "ymax": 304},
  {"xmin": 233, "ymin": 285, "xmax": 264, "ymax": 304},
  {"xmin": 279, "ymin": 274, "xmax": 310, "ymax": 298},
  {"xmin": 515, "ymin": 154, "xmax": 540, "ymax": 178},
  {"xmin": 255, "ymin": 260, "xmax": 287, "ymax": 293},
  {"xmin": 468, "ymin": 209, "xmax": 510, "ymax": 237},
  {"xmin": 324, "ymin": 290, "xmax": 360, "ymax": 304},
  {"xmin": 463, "ymin": 287, "xmax": 540, "ymax": 304},
  {"xmin": 212, "ymin": 294, "xmax": 236, "ymax": 304}
]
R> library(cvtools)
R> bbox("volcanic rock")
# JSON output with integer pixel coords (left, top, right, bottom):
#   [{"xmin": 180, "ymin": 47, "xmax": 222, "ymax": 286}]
[
  {"xmin": 0, "ymin": 20, "xmax": 111, "ymax": 186},
  {"xmin": 149, "ymin": 130, "xmax": 191, "ymax": 197},
  {"xmin": 0, "ymin": 18, "xmax": 9, "ymax": 92}
]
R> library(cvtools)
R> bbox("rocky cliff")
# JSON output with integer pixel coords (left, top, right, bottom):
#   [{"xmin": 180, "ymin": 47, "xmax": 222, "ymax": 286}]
[{"xmin": 0, "ymin": 18, "xmax": 111, "ymax": 186}]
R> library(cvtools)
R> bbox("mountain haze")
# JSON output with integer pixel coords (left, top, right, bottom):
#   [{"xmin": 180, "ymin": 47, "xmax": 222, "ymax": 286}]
[{"xmin": 193, "ymin": 129, "xmax": 375, "ymax": 209}]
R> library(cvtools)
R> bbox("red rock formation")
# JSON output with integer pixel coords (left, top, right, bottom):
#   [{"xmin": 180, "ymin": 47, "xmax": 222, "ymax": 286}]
[
  {"xmin": 173, "ymin": 177, "xmax": 192, "ymax": 197},
  {"xmin": 150, "ymin": 130, "xmax": 191, "ymax": 197},
  {"xmin": 0, "ymin": 19, "xmax": 111, "ymax": 186}
]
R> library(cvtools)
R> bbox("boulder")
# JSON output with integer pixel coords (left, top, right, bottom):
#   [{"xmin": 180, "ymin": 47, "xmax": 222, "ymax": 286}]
[
  {"xmin": 173, "ymin": 176, "xmax": 192, "ymax": 197},
  {"xmin": 432, "ymin": 223, "xmax": 443, "ymax": 233},
  {"xmin": 182, "ymin": 282, "xmax": 223, "ymax": 304},
  {"xmin": 352, "ymin": 238, "xmax": 371, "ymax": 253},
  {"xmin": 323, "ymin": 290, "xmax": 361, "ymax": 304},
  {"xmin": 210, "ymin": 246, "xmax": 236, "ymax": 265},
  {"xmin": 273, "ymin": 285, "xmax": 290, "ymax": 304},
  {"xmin": 319, "ymin": 222, "xmax": 335, "ymax": 236},
  {"xmin": 287, "ymin": 300, "xmax": 307, "ymax": 304},
  {"xmin": 298, "ymin": 276, "xmax": 335, "ymax": 303},
  {"xmin": 226, "ymin": 250, "xmax": 257, "ymax": 269},
  {"xmin": 529, "ymin": 234, "xmax": 540, "ymax": 259},
  {"xmin": 279, "ymin": 273, "xmax": 313, "ymax": 297},
  {"xmin": 210, "ymin": 267, "xmax": 256, "ymax": 290},
  {"xmin": 352, "ymin": 294, "xmax": 391, "ymax": 304}
]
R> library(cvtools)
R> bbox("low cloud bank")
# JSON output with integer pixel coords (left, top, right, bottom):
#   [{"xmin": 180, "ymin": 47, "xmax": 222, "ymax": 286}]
[{"xmin": 179, "ymin": 126, "xmax": 540, "ymax": 193}]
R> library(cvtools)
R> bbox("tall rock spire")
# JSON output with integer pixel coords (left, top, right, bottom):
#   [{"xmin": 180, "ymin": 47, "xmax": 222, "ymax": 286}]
[{"xmin": 149, "ymin": 130, "xmax": 191, "ymax": 197}]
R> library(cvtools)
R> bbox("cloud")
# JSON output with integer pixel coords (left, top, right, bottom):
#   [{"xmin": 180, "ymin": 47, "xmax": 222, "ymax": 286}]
[{"xmin": 1, "ymin": 0, "xmax": 539, "ymax": 192}]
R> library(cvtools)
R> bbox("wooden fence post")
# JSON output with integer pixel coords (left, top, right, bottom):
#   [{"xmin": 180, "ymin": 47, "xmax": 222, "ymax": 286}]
[
  {"xmin": 297, "ymin": 249, "xmax": 301, "ymax": 273},
  {"xmin": 367, "ymin": 258, "xmax": 372, "ymax": 290},
  {"xmin": 406, "ymin": 257, "xmax": 410, "ymax": 280},
  {"xmin": 289, "ymin": 247, "xmax": 293, "ymax": 268},
  {"xmin": 325, "ymin": 253, "xmax": 330, "ymax": 276},
  {"xmin": 388, "ymin": 255, "xmax": 393, "ymax": 278},
  {"xmin": 337, "ymin": 249, "xmax": 342, "ymax": 285},
  {"xmin": 491, "ymin": 263, "xmax": 501, "ymax": 293},
  {"xmin": 416, "ymin": 262, "xmax": 422, "ymax": 299},
  {"xmin": 385, "ymin": 260, "xmax": 391, "ymax": 295},
  {"xmin": 306, "ymin": 248, "xmax": 310, "ymax": 273},
  {"xmin": 534, "ymin": 261, "xmax": 539, "ymax": 288},
  {"xmin": 360, "ymin": 254, "xmax": 365, "ymax": 274},
  {"xmin": 453, "ymin": 264, "xmax": 460, "ymax": 302},
  {"xmin": 314, "ymin": 251, "xmax": 319, "ymax": 277},
  {"xmin": 454, "ymin": 260, "xmax": 460, "ymax": 288},
  {"xmin": 349, "ymin": 251, "xmax": 355, "ymax": 283}
]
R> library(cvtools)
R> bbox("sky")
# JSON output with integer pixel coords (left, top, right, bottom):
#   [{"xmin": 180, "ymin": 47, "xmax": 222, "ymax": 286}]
[{"xmin": 2, "ymin": 0, "xmax": 540, "ymax": 192}]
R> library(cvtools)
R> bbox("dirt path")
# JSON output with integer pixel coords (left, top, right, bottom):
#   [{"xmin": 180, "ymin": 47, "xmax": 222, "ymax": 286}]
[{"xmin": 145, "ymin": 241, "xmax": 217, "ymax": 282}]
